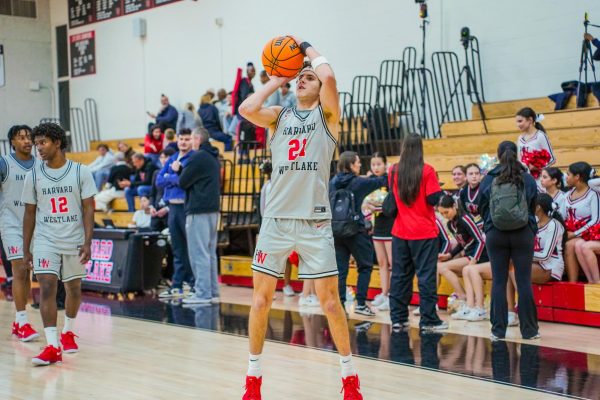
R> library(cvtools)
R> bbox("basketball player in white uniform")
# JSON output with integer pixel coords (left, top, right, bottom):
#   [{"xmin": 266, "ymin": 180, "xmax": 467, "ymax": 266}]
[
  {"xmin": 1, "ymin": 125, "xmax": 39, "ymax": 342},
  {"xmin": 22, "ymin": 123, "xmax": 97, "ymax": 366},
  {"xmin": 239, "ymin": 37, "xmax": 363, "ymax": 400}
]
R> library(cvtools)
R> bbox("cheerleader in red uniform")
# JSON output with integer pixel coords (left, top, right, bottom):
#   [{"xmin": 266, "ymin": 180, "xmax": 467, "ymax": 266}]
[
  {"xmin": 515, "ymin": 107, "xmax": 555, "ymax": 190},
  {"xmin": 540, "ymin": 167, "xmax": 567, "ymax": 216},
  {"xmin": 563, "ymin": 162, "xmax": 600, "ymax": 283}
]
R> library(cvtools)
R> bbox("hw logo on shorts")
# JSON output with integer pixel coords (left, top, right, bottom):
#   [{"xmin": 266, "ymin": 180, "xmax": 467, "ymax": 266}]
[
  {"xmin": 38, "ymin": 259, "xmax": 50, "ymax": 269},
  {"xmin": 254, "ymin": 250, "xmax": 267, "ymax": 265},
  {"xmin": 8, "ymin": 246, "xmax": 20, "ymax": 256}
]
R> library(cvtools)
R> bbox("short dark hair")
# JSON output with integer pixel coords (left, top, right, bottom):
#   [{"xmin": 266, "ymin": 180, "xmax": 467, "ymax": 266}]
[
  {"xmin": 97, "ymin": 143, "xmax": 109, "ymax": 151},
  {"xmin": 132, "ymin": 152, "xmax": 146, "ymax": 162},
  {"xmin": 464, "ymin": 163, "xmax": 480, "ymax": 173},
  {"xmin": 161, "ymin": 148, "xmax": 176, "ymax": 158},
  {"xmin": 32, "ymin": 123, "xmax": 67, "ymax": 150},
  {"xmin": 7, "ymin": 125, "xmax": 32, "ymax": 143},
  {"xmin": 260, "ymin": 70, "xmax": 268, "ymax": 77},
  {"xmin": 178, "ymin": 128, "xmax": 192, "ymax": 136}
]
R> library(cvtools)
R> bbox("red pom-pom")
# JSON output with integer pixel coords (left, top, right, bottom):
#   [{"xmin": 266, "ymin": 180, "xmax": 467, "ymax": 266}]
[
  {"xmin": 582, "ymin": 224, "xmax": 600, "ymax": 241},
  {"xmin": 521, "ymin": 149, "xmax": 552, "ymax": 179}
]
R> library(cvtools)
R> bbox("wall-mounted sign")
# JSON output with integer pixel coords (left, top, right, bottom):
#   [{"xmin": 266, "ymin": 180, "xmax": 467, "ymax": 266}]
[
  {"xmin": 68, "ymin": 0, "xmax": 182, "ymax": 28},
  {"xmin": 70, "ymin": 31, "xmax": 96, "ymax": 78},
  {"xmin": 95, "ymin": 0, "xmax": 122, "ymax": 22},
  {"xmin": 68, "ymin": 0, "xmax": 94, "ymax": 28}
]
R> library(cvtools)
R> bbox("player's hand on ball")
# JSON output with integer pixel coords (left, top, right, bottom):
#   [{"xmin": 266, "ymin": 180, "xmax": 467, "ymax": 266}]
[
  {"xmin": 23, "ymin": 251, "xmax": 33, "ymax": 270},
  {"xmin": 79, "ymin": 244, "xmax": 91, "ymax": 265}
]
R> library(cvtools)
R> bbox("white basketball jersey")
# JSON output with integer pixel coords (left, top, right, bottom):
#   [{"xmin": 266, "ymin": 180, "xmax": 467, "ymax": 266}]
[
  {"xmin": 264, "ymin": 106, "xmax": 337, "ymax": 219},
  {"xmin": 0, "ymin": 154, "xmax": 35, "ymax": 233},
  {"xmin": 22, "ymin": 160, "xmax": 97, "ymax": 254}
]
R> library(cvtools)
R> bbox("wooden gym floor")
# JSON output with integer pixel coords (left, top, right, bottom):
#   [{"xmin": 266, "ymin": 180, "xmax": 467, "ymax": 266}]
[{"xmin": 0, "ymin": 285, "xmax": 599, "ymax": 399}]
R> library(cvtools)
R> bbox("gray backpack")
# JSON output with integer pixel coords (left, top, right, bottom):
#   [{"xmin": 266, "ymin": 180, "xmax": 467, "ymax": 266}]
[{"xmin": 490, "ymin": 178, "xmax": 529, "ymax": 231}]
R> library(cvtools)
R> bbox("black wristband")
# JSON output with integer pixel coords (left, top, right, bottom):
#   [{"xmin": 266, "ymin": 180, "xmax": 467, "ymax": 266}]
[{"xmin": 299, "ymin": 42, "xmax": 312, "ymax": 55}]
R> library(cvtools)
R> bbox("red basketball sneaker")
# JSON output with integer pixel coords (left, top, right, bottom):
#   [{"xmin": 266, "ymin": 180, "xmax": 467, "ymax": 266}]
[
  {"xmin": 242, "ymin": 376, "xmax": 262, "ymax": 400},
  {"xmin": 18, "ymin": 323, "xmax": 40, "ymax": 342},
  {"xmin": 31, "ymin": 345, "xmax": 62, "ymax": 366},
  {"xmin": 60, "ymin": 331, "xmax": 79, "ymax": 353},
  {"xmin": 341, "ymin": 375, "xmax": 363, "ymax": 400},
  {"xmin": 11, "ymin": 322, "xmax": 18, "ymax": 337}
]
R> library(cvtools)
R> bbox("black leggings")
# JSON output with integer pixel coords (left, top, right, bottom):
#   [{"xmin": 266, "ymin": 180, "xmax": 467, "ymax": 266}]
[{"xmin": 486, "ymin": 227, "xmax": 538, "ymax": 339}]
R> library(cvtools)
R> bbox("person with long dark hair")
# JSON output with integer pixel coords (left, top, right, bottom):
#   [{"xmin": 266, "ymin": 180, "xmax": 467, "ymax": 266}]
[
  {"xmin": 389, "ymin": 133, "xmax": 447, "ymax": 332},
  {"xmin": 515, "ymin": 107, "xmax": 555, "ymax": 188},
  {"xmin": 479, "ymin": 141, "xmax": 539, "ymax": 340}
]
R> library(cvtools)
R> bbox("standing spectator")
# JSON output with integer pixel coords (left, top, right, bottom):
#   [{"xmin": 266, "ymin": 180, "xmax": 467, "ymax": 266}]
[
  {"xmin": 260, "ymin": 70, "xmax": 281, "ymax": 107},
  {"xmin": 177, "ymin": 102, "xmax": 202, "ymax": 133},
  {"xmin": 164, "ymin": 129, "xmax": 179, "ymax": 152},
  {"xmin": 330, "ymin": 151, "xmax": 387, "ymax": 316},
  {"xmin": 198, "ymin": 93, "xmax": 232, "ymax": 151},
  {"xmin": 156, "ymin": 129, "xmax": 196, "ymax": 298},
  {"xmin": 479, "ymin": 141, "xmax": 539, "ymax": 340},
  {"xmin": 280, "ymin": 83, "xmax": 297, "ymax": 108},
  {"xmin": 178, "ymin": 129, "xmax": 221, "ymax": 304},
  {"xmin": 129, "ymin": 195, "xmax": 152, "ymax": 229},
  {"xmin": 117, "ymin": 141, "xmax": 135, "ymax": 166},
  {"xmin": 94, "ymin": 152, "xmax": 133, "ymax": 212},
  {"xmin": 149, "ymin": 148, "xmax": 176, "ymax": 232},
  {"xmin": 388, "ymin": 133, "xmax": 447, "ymax": 332},
  {"xmin": 233, "ymin": 63, "xmax": 256, "ymax": 116},
  {"xmin": 122, "ymin": 153, "xmax": 158, "ymax": 212},
  {"xmin": 145, "ymin": 125, "xmax": 164, "ymax": 166},
  {"xmin": 88, "ymin": 144, "xmax": 115, "ymax": 190},
  {"xmin": 215, "ymin": 89, "xmax": 233, "ymax": 135},
  {"xmin": 147, "ymin": 94, "xmax": 179, "ymax": 131}
]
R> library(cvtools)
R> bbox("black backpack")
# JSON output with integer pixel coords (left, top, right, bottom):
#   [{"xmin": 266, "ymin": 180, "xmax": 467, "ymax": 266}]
[{"xmin": 330, "ymin": 185, "xmax": 361, "ymax": 238}]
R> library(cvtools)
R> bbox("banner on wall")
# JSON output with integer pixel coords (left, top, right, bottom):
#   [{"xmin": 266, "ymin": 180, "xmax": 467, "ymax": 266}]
[
  {"xmin": 0, "ymin": 45, "xmax": 5, "ymax": 87},
  {"xmin": 70, "ymin": 31, "xmax": 96, "ymax": 78},
  {"xmin": 68, "ymin": 0, "xmax": 182, "ymax": 28}
]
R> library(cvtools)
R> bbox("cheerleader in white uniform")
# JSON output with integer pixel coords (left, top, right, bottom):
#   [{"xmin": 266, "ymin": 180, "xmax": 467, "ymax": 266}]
[
  {"xmin": 563, "ymin": 162, "xmax": 600, "ymax": 283},
  {"xmin": 540, "ymin": 167, "xmax": 567, "ymax": 217},
  {"xmin": 515, "ymin": 107, "xmax": 555, "ymax": 191}
]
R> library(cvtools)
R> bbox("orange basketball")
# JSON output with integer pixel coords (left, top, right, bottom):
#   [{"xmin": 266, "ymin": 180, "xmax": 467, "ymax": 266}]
[{"xmin": 262, "ymin": 36, "xmax": 305, "ymax": 78}]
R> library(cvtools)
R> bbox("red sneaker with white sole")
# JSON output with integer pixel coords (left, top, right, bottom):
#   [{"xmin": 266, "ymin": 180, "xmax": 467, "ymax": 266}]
[
  {"xmin": 242, "ymin": 376, "xmax": 262, "ymax": 400},
  {"xmin": 60, "ymin": 331, "xmax": 79, "ymax": 353},
  {"xmin": 18, "ymin": 323, "xmax": 40, "ymax": 342},
  {"xmin": 341, "ymin": 375, "xmax": 363, "ymax": 400},
  {"xmin": 12, "ymin": 322, "xmax": 18, "ymax": 337},
  {"xmin": 31, "ymin": 345, "xmax": 62, "ymax": 366}
]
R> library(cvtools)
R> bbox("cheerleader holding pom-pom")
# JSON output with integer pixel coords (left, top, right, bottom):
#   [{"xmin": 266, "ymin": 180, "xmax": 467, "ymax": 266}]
[{"xmin": 515, "ymin": 107, "xmax": 555, "ymax": 189}]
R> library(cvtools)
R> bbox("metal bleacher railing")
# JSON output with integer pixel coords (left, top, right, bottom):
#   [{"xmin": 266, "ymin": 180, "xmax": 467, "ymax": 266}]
[{"xmin": 70, "ymin": 98, "xmax": 101, "ymax": 152}]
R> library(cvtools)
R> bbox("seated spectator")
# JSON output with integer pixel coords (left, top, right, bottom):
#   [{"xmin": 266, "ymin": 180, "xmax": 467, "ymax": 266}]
[
  {"xmin": 149, "ymin": 148, "xmax": 176, "ymax": 232},
  {"xmin": 330, "ymin": 151, "xmax": 387, "ymax": 316},
  {"xmin": 280, "ymin": 83, "xmax": 297, "ymax": 108},
  {"xmin": 177, "ymin": 102, "xmax": 202, "ymax": 132},
  {"xmin": 451, "ymin": 165, "xmax": 467, "ymax": 192},
  {"xmin": 198, "ymin": 93, "xmax": 232, "ymax": 151},
  {"xmin": 88, "ymin": 143, "xmax": 115, "ymax": 190},
  {"xmin": 122, "ymin": 153, "xmax": 159, "ymax": 212},
  {"xmin": 129, "ymin": 195, "xmax": 152, "ymax": 229},
  {"xmin": 147, "ymin": 94, "xmax": 179, "ymax": 131},
  {"xmin": 117, "ymin": 141, "xmax": 135, "ymax": 166},
  {"xmin": 164, "ymin": 128, "xmax": 179, "ymax": 152},
  {"xmin": 145, "ymin": 125, "xmax": 164, "ymax": 165},
  {"xmin": 94, "ymin": 152, "xmax": 133, "ymax": 212}
]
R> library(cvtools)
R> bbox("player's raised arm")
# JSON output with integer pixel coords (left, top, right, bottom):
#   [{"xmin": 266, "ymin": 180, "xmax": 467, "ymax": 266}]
[
  {"xmin": 238, "ymin": 77, "xmax": 287, "ymax": 129},
  {"xmin": 294, "ymin": 37, "xmax": 341, "ymax": 130}
]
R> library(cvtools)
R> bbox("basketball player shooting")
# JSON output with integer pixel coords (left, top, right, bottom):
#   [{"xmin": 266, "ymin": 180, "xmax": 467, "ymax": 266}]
[
  {"xmin": 239, "ymin": 37, "xmax": 363, "ymax": 399},
  {"xmin": 22, "ymin": 123, "xmax": 97, "ymax": 366}
]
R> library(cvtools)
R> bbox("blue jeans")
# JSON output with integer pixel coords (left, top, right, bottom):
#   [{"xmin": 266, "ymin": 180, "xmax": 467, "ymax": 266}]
[
  {"xmin": 209, "ymin": 130, "xmax": 233, "ymax": 152},
  {"xmin": 124, "ymin": 185, "xmax": 152, "ymax": 212},
  {"xmin": 169, "ymin": 204, "xmax": 194, "ymax": 290},
  {"xmin": 93, "ymin": 169, "xmax": 111, "ymax": 190},
  {"xmin": 185, "ymin": 212, "xmax": 219, "ymax": 300}
]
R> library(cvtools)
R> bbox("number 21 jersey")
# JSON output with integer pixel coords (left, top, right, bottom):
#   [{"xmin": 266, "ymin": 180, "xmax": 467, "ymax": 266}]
[
  {"xmin": 264, "ymin": 106, "xmax": 337, "ymax": 220},
  {"xmin": 22, "ymin": 160, "xmax": 97, "ymax": 255}
]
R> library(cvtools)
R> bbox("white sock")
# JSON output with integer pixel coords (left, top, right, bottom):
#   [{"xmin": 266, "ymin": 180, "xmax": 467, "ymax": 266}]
[
  {"xmin": 247, "ymin": 353, "xmax": 262, "ymax": 377},
  {"xmin": 44, "ymin": 327, "xmax": 59, "ymax": 348},
  {"xmin": 340, "ymin": 354, "xmax": 357, "ymax": 378},
  {"xmin": 15, "ymin": 311, "xmax": 28, "ymax": 327},
  {"xmin": 63, "ymin": 316, "xmax": 76, "ymax": 333}
]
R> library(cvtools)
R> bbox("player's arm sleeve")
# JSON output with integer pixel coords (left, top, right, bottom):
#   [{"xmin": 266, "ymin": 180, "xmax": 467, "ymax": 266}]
[
  {"xmin": 21, "ymin": 171, "xmax": 36, "ymax": 205},
  {"xmin": 79, "ymin": 166, "xmax": 99, "ymax": 199}
]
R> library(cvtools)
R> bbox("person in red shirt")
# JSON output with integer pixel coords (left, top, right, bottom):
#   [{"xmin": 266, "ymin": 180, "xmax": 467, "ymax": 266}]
[
  {"xmin": 144, "ymin": 125, "xmax": 165, "ymax": 166},
  {"xmin": 389, "ymin": 133, "xmax": 447, "ymax": 332}
]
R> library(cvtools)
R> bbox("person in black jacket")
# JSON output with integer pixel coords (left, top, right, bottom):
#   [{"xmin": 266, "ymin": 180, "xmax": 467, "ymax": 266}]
[
  {"xmin": 123, "ymin": 153, "xmax": 159, "ymax": 212},
  {"xmin": 479, "ymin": 141, "xmax": 539, "ymax": 341},
  {"xmin": 178, "ymin": 130, "xmax": 222, "ymax": 304},
  {"xmin": 329, "ymin": 151, "xmax": 387, "ymax": 316}
]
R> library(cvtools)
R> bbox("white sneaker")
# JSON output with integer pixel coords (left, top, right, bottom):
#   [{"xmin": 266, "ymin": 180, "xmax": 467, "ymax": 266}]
[
  {"xmin": 451, "ymin": 306, "xmax": 472, "ymax": 320},
  {"xmin": 298, "ymin": 295, "xmax": 310, "ymax": 307},
  {"xmin": 508, "ymin": 311, "xmax": 519, "ymax": 327},
  {"xmin": 283, "ymin": 285, "xmax": 295, "ymax": 297},
  {"xmin": 306, "ymin": 294, "xmax": 320, "ymax": 307},
  {"xmin": 371, "ymin": 293, "xmax": 385, "ymax": 307},
  {"xmin": 465, "ymin": 307, "xmax": 488, "ymax": 322},
  {"xmin": 158, "ymin": 288, "xmax": 183, "ymax": 298},
  {"xmin": 376, "ymin": 296, "xmax": 390, "ymax": 311}
]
